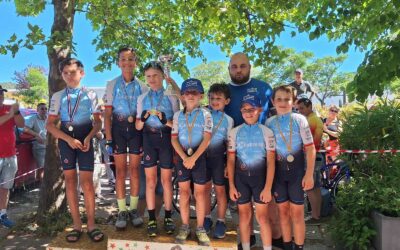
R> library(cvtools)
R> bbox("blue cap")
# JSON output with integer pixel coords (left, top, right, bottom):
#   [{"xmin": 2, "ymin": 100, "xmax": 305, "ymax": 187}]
[
  {"xmin": 181, "ymin": 78, "xmax": 204, "ymax": 94},
  {"xmin": 241, "ymin": 94, "xmax": 262, "ymax": 108}
]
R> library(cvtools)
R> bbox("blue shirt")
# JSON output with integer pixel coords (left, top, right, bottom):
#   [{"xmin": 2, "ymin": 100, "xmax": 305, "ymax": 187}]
[
  {"xmin": 136, "ymin": 88, "xmax": 180, "ymax": 129},
  {"xmin": 265, "ymin": 113, "xmax": 314, "ymax": 161},
  {"xmin": 104, "ymin": 75, "xmax": 148, "ymax": 117},
  {"xmin": 172, "ymin": 107, "xmax": 213, "ymax": 149},
  {"xmin": 225, "ymin": 78, "xmax": 273, "ymax": 127},
  {"xmin": 228, "ymin": 123, "xmax": 275, "ymax": 172},
  {"xmin": 208, "ymin": 109, "xmax": 234, "ymax": 154},
  {"xmin": 49, "ymin": 87, "xmax": 99, "ymax": 125}
]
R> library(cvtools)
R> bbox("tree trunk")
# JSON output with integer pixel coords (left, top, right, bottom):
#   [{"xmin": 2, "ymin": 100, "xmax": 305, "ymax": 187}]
[
  {"xmin": 37, "ymin": 0, "xmax": 75, "ymax": 226},
  {"xmin": 342, "ymin": 89, "xmax": 347, "ymax": 105}
]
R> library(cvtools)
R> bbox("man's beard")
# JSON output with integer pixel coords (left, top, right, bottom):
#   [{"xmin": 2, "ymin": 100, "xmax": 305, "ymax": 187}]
[{"xmin": 230, "ymin": 72, "xmax": 250, "ymax": 85}]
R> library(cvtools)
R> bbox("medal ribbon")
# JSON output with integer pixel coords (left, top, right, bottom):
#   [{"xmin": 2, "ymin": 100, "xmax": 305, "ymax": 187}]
[
  {"xmin": 120, "ymin": 78, "xmax": 135, "ymax": 116},
  {"xmin": 185, "ymin": 108, "xmax": 200, "ymax": 149},
  {"xmin": 149, "ymin": 90, "xmax": 164, "ymax": 113},
  {"xmin": 66, "ymin": 88, "xmax": 82, "ymax": 123},
  {"xmin": 212, "ymin": 111, "xmax": 225, "ymax": 136},
  {"xmin": 275, "ymin": 113, "xmax": 293, "ymax": 154}
]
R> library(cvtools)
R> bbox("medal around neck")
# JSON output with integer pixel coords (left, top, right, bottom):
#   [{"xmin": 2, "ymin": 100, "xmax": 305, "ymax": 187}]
[
  {"xmin": 287, "ymin": 154, "xmax": 295, "ymax": 162},
  {"xmin": 187, "ymin": 148, "xmax": 193, "ymax": 156}
]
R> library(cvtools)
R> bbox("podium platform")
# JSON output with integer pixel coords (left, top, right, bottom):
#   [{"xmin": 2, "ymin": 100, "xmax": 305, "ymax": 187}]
[{"xmin": 46, "ymin": 219, "xmax": 238, "ymax": 250}]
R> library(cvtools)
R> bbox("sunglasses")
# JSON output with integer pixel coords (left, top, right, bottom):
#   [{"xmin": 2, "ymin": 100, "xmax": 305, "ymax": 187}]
[{"xmin": 329, "ymin": 109, "xmax": 339, "ymax": 113}]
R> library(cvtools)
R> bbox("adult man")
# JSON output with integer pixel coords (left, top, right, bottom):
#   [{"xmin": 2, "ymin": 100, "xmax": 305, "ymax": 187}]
[
  {"xmin": 225, "ymin": 53, "xmax": 282, "ymax": 249},
  {"xmin": 225, "ymin": 52, "xmax": 273, "ymax": 127},
  {"xmin": 289, "ymin": 69, "xmax": 315, "ymax": 99},
  {"xmin": 24, "ymin": 102, "xmax": 47, "ymax": 168},
  {"xmin": 0, "ymin": 85, "xmax": 25, "ymax": 228},
  {"xmin": 297, "ymin": 97, "xmax": 323, "ymax": 223}
]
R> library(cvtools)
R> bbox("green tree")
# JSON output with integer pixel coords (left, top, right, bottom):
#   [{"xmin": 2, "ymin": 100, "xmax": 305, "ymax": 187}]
[
  {"xmin": 13, "ymin": 66, "xmax": 48, "ymax": 105},
  {"xmin": 292, "ymin": 0, "xmax": 400, "ymax": 101},
  {"xmin": 191, "ymin": 61, "xmax": 230, "ymax": 91}
]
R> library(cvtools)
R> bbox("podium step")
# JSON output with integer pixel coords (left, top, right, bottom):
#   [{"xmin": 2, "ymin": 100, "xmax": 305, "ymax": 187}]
[{"xmin": 47, "ymin": 218, "xmax": 237, "ymax": 250}]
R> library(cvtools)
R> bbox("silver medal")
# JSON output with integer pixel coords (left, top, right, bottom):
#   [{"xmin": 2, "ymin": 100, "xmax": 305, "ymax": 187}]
[
  {"xmin": 68, "ymin": 125, "xmax": 74, "ymax": 132},
  {"xmin": 187, "ymin": 148, "xmax": 193, "ymax": 156},
  {"xmin": 287, "ymin": 154, "xmax": 294, "ymax": 162}
]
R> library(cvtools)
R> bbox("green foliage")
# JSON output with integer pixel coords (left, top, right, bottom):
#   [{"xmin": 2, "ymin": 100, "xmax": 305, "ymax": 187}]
[
  {"xmin": 191, "ymin": 61, "xmax": 230, "ymax": 91},
  {"xmin": 292, "ymin": 0, "xmax": 400, "ymax": 101},
  {"xmin": 14, "ymin": 0, "xmax": 46, "ymax": 16},
  {"xmin": 13, "ymin": 66, "xmax": 48, "ymax": 105},
  {"xmin": 330, "ymin": 99, "xmax": 400, "ymax": 249}
]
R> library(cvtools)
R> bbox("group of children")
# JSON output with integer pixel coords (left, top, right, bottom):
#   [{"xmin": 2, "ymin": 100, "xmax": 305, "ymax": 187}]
[{"xmin": 47, "ymin": 48, "xmax": 316, "ymax": 250}]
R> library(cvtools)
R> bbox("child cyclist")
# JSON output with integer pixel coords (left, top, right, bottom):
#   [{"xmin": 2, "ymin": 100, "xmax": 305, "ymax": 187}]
[
  {"xmin": 203, "ymin": 83, "xmax": 234, "ymax": 238},
  {"xmin": 265, "ymin": 85, "xmax": 316, "ymax": 250},
  {"xmin": 171, "ymin": 78, "xmax": 213, "ymax": 246},
  {"xmin": 227, "ymin": 94, "xmax": 276, "ymax": 250},
  {"xmin": 46, "ymin": 58, "xmax": 104, "ymax": 242},
  {"xmin": 135, "ymin": 61, "xmax": 180, "ymax": 236}
]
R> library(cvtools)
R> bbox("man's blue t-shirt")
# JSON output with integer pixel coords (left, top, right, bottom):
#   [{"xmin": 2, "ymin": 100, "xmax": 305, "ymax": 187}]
[{"xmin": 225, "ymin": 78, "xmax": 273, "ymax": 127}]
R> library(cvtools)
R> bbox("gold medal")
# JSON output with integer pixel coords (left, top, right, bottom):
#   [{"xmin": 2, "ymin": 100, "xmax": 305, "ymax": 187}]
[
  {"xmin": 149, "ymin": 109, "xmax": 158, "ymax": 115},
  {"xmin": 187, "ymin": 148, "xmax": 193, "ymax": 156},
  {"xmin": 128, "ymin": 116, "xmax": 134, "ymax": 123},
  {"xmin": 287, "ymin": 154, "xmax": 294, "ymax": 162}
]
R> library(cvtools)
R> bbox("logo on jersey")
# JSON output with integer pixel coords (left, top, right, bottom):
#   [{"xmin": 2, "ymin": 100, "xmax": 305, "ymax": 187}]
[
  {"xmin": 64, "ymin": 158, "xmax": 69, "ymax": 164},
  {"xmin": 145, "ymin": 155, "xmax": 150, "ymax": 161},
  {"xmin": 247, "ymin": 87, "xmax": 257, "ymax": 93}
]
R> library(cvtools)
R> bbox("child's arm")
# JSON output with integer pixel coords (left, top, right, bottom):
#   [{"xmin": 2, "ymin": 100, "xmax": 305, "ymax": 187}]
[
  {"xmin": 303, "ymin": 144, "xmax": 316, "ymax": 191},
  {"xmin": 227, "ymin": 152, "xmax": 239, "ymax": 201},
  {"xmin": 183, "ymin": 132, "xmax": 211, "ymax": 169},
  {"xmin": 171, "ymin": 111, "xmax": 188, "ymax": 162},
  {"xmin": 82, "ymin": 114, "xmax": 102, "ymax": 152},
  {"xmin": 46, "ymin": 115, "xmax": 83, "ymax": 150},
  {"xmin": 260, "ymin": 126, "xmax": 276, "ymax": 203}
]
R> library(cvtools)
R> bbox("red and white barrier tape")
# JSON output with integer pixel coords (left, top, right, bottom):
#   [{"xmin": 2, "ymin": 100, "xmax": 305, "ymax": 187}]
[
  {"xmin": 318, "ymin": 149, "xmax": 400, "ymax": 154},
  {"xmin": 0, "ymin": 166, "xmax": 44, "ymax": 186}
]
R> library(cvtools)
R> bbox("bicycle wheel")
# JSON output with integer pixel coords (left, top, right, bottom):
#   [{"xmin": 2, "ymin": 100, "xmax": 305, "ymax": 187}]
[
  {"xmin": 172, "ymin": 176, "xmax": 217, "ymax": 219},
  {"xmin": 332, "ymin": 174, "xmax": 352, "ymax": 198}
]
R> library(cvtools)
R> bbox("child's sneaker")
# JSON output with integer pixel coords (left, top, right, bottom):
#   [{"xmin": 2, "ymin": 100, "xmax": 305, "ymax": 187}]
[
  {"xmin": 213, "ymin": 220, "xmax": 226, "ymax": 239},
  {"xmin": 203, "ymin": 217, "xmax": 213, "ymax": 234},
  {"xmin": 0, "ymin": 214, "xmax": 15, "ymax": 228},
  {"xmin": 128, "ymin": 209, "xmax": 143, "ymax": 227},
  {"xmin": 115, "ymin": 211, "xmax": 128, "ymax": 230},
  {"xmin": 175, "ymin": 225, "xmax": 190, "ymax": 244},
  {"xmin": 163, "ymin": 217, "xmax": 175, "ymax": 234},
  {"xmin": 147, "ymin": 220, "xmax": 158, "ymax": 237},
  {"xmin": 196, "ymin": 227, "xmax": 210, "ymax": 246}
]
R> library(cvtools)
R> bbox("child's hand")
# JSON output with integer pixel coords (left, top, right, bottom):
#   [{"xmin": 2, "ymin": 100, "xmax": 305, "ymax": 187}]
[
  {"xmin": 302, "ymin": 175, "xmax": 314, "ymax": 191},
  {"xmin": 229, "ymin": 186, "xmax": 240, "ymax": 201},
  {"xmin": 67, "ymin": 137, "xmax": 83, "ymax": 150},
  {"xmin": 260, "ymin": 188, "xmax": 272, "ymax": 203},
  {"xmin": 224, "ymin": 168, "xmax": 228, "ymax": 178},
  {"xmin": 82, "ymin": 136, "xmax": 91, "ymax": 152},
  {"xmin": 183, "ymin": 156, "xmax": 196, "ymax": 169}
]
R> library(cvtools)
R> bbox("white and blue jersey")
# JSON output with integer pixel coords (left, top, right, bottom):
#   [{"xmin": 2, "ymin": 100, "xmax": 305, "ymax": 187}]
[
  {"xmin": 225, "ymin": 78, "xmax": 273, "ymax": 127},
  {"xmin": 228, "ymin": 123, "xmax": 275, "ymax": 174},
  {"xmin": 208, "ymin": 109, "xmax": 234, "ymax": 155},
  {"xmin": 104, "ymin": 75, "xmax": 148, "ymax": 119},
  {"xmin": 265, "ymin": 113, "xmax": 314, "ymax": 165},
  {"xmin": 172, "ymin": 107, "xmax": 213, "ymax": 149},
  {"xmin": 136, "ymin": 88, "xmax": 179, "ymax": 129},
  {"xmin": 49, "ymin": 87, "xmax": 99, "ymax": 125}
]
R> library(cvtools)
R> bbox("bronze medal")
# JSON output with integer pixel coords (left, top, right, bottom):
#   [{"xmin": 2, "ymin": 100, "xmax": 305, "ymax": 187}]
[{"xmin": 287, "ymin": 154, "xmax": 294, "ymax": 162}]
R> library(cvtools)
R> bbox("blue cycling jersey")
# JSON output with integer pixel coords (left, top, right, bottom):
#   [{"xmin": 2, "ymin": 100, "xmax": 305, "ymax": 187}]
[
  {"xmin": 228, "ymin": 123, "xmax": 275, "ymax": 172},
  {"xmin": 225, "ymin": 78, "xmax": 273, "ymax": 127},
  {"xmin": 104, "ymin": 75, "xmax": 148, "ymax": 118},
  {"xmin": 49, "ymin": 87, "xmax": 99, "ymax": 125},
  {"xmin": 172, "ymin": 107, "xmax": 213, "ymax": 149},
  {"xmin": 136, "ymin": 88, "xmax": 180, "ymax": 129},
  {"xmin": 208, "ymin": 109, "xmax": 234, "ymax": 153},
  {"xmin": 265, "ymin": 112, "xmax": 314, "ymax": 161}
]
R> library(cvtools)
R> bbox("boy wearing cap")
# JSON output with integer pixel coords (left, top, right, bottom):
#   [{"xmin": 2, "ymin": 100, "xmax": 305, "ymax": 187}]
[
  {"xmin": 203, "ymin": 83, "xmax": 234, "ymax": 238},
  {"xmin": 265, "ymin": 85, "xmax": 316, "ymax": 250},
  {"xmin": 136, "ymin": 61, "xmax": 180, "ymax": 236},
  {"xmin": 227, "ymin": 93, "xmax": 276, "ymax": 250},
  {"xmin": 46, "ymin": 58, "xmax": 104, "ymax": 242},
  {"xmin": 0, "ymin": 86, "xmax": 24, "ymax": 228},
  {"xmin": 171, "ymin": 78, "xmax": 213, "ymax": 246}
]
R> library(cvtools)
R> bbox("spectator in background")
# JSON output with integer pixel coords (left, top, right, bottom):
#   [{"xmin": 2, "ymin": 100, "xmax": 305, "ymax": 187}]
[
  {"xmin": 289, "ymin": 69, "xmax": 315, "ymax": 99},
  {"xmin": 24, "ymin": 102, "xmax": 48, "ymax": 169},
  {"xmin": 297, "ymin": 98, "xmax": 323, "ymax": 223},
  {"xmin": 0, "ymin": 85, "xmax": 25, "ymax": 228},
  {"xmin": 323, "ymin": 105, "xmax": 341, "ymax": 163}
]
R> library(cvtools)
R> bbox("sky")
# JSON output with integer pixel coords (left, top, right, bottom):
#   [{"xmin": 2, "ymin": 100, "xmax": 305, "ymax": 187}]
[{"xmin": 0, "ymin": 1, "xmax": 365, "ymax": 88}]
